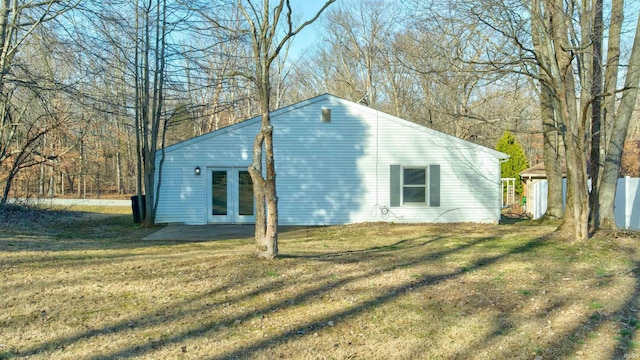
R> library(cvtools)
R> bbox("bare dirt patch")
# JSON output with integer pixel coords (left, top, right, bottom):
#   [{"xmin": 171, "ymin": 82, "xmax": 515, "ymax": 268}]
[{"xmin": 1, "ymin": 210, "xmax": 640, "ymax": 359}]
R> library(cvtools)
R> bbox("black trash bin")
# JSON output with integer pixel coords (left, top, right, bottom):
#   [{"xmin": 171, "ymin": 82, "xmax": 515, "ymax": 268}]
[{"xmin": 131, "ymin": 195, "xmax": 146, "ymax": 223}]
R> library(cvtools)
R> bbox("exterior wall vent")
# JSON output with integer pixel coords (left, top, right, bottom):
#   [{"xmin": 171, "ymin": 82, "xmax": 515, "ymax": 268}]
[{"xmin": 321, "ymin": 108, "xmax": 331, "ymax": 123}]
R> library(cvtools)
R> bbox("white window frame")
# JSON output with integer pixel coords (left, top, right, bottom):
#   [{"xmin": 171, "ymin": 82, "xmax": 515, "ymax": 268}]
[{"xmin": 402, "ymin": 166, "xmax": 429, "ymax": 205}]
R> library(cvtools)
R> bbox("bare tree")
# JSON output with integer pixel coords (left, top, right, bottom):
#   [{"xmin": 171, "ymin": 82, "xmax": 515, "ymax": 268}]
[
  {"xmin": 0, "ymin": 1, "xmax": 81, "ymax": 205},
  {"xmin": 597, "ymin": 6, "xmax": 640, "ymax": 229},
  {"xmin": 410, "ymin": 0, "xmax": 640, "ymax": 239},
  {"xmin": 523, "ymin": 0, "xmax": 640, "ymax": 237},
  {"xmin": 528, "ymin": 0, "xmax": 592, "ymax": 239},
  {"xmin": 232, "ymin": 0, "xmax": 335, "ymax": 259},
  {"xmin": 0, "ymin": 2, "xmax": 69, "ymax": 202},
  {"xmin": 131, "ymin": 0, "xmax": 170, "ymax": 226}
]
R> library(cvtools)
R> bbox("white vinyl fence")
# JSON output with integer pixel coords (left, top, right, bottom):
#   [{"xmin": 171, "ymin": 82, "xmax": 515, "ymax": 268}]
[{"xmin": 527, "ymin": 177, "xmax": 640, "ymax": 230}]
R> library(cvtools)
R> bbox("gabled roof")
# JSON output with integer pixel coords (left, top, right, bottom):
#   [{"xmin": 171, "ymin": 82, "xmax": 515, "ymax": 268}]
[
  {"xmin": 161, "ymin": 93, "xmax": 508, "ymax": 159},
  {"xmin": 520, "ymin": 162, "xmax": 548, "ymax": 178}
]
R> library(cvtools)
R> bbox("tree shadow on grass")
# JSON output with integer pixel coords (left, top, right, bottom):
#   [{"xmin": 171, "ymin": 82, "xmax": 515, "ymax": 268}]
[
  {"xmin": 279, "ymin": 234, "xmax": 451, "ymax": 261},
  {"xmin": 447, "ymin": 255, "xmax": 640, "ymax": 359},
  {"xmin": 612, "ymin": 262, "xmax": 640, "ymax": 359},
  {"xmin": 12, "ymin": 228, "xmax": 638, "ymax": 360},
  {"xmin": 204, "ymin": 237, "xmax": 548, "ymax": 360},
  {"xmin": 13, "ymin": 231, "xmax": 548, "ymax": 359},
  {"xmin": 514, "ymin": 260, "xmax": 640, "ymax": 360},
  {"xmin": 0, "ymin": 219, "xmax": 312, "ymax": 253}
]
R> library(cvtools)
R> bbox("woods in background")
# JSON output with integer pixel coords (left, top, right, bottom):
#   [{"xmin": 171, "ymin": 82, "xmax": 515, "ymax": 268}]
[{"xmin": 1, "ymin": 0, "xmax": 639, "ymax": 239}]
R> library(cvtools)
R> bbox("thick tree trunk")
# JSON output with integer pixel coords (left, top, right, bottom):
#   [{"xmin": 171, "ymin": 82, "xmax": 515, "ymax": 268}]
[
  {"xmin": 549, "ymin": 0, "xmax": 589, "ymax": 240},
  {"xmin": 251, "ymin": 70, "xmax": 278, "ymax": 259},
  {"xmin": 596, "ymin": 0, "xmax": 624, "ymax": 229},
  {"xmin": 559, "ymin": 146, "xmax": 589, "ymax": 240},
  {"xmin": 598, "ymin": 10, "xmax": 640, "ymax": 229},
  {"xmin": 598, "ymin": 0, "xmax": 622, "ymax": 190},
  {"xmin": 540, "ymin": 85, "xmax": 564, "ymax": 219},
  {"xmin": 264, "ymin": 125, "xmax": 278, "ymax": 256},
  {"xmin": 249, "ymin": 128, "xmax": 266, "ymax": 254},
  {"xmin": 250, "ymin": 125, "xmax": 278, "ymax": 259},
  {"xmin": 532, "ymin": 0, "xmax": 564, "ymax": 220}
]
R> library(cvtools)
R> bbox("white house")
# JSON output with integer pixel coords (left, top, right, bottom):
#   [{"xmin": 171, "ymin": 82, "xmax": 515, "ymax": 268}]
[{"xmin": 154, "ymin": 94, "xmax": 508, "ymax": 225}]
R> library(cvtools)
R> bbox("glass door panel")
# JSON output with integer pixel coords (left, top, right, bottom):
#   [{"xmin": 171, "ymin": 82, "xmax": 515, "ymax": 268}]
[
  {"xmin": 211, "ymin": 171, "xmax": 228, "ymax": 215},
  {"xmin": 238, "ymin": 171, "xmax": 254, "ymax": 216},
  {"xmin": 208, "ymin": 167, "xmax": 254, "ymax": 223}
]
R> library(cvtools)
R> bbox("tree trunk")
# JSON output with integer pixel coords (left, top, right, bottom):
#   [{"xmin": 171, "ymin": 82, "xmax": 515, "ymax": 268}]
[
  {"xmin": 598, "ymin": 10, "xmax": 640, "ymax": 229},
  {"xmin": 596, "ymin": 0, "xmax": 624, "ymax": 229},
  {"xmin": 249, "ymin": 129, "xmax": 267, "ymax": 255},
  {"xmin": 250, "ymin": 126, "xmax": 279, "ymax": 259},
  {"xmin": 48, "ymin": 162, "xmax": 55, "ymax": 197},
  {"xmin": 588, "ymin": 0, "xmax": 603, "ymax": 230},
  {"xmin": 540, "ymin": 85, "xmax": 564, "ymax": 219},
  {"xmin": 134, "ymin": 1, "xmax": 144, "ymax": 219},
  {"xmin": 263, "ymin": 122, "xmax": 278, "ymax": 257},
  {"xmin": 237, "ymin": 0, "xmax": 334, "ymax": 258},
  {"xmin": 531, "ymin": 0, "xmax": 564, "ymax": 220},
  {"xmin": 549, "ymin": 0, "xmax": 589, "ymax": 240},
  {"xmin": 0, "ymin": 164, "xmax": 16, "ymax": 205},
  {"xmin": 140, "ymin": 0, "xmax": 152, "ymax": 227},
  {"xmin": 251, "ymin": 62, "xmax": 278, "ymax": 259}
]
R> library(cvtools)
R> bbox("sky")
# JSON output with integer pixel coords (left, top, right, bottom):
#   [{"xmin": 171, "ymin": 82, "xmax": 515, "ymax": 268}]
[
  {"xmin": 291, "ymin": 0, "xmax": 332, "ymax": 18},
  {"xmin": 284, "ymin": 0, "xmax": 335, "ymax": 58}
]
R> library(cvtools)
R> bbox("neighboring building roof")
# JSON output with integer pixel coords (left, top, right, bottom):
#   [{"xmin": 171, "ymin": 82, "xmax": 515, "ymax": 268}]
[
  {"xmin": 520, "ymin": 162, "xmax": 548, "ymax": 179},
  {"xmin": 520, "ymin": 161, "xmax": 593, "ymax": 179},
  {"xmin": 161, "ymin": 93, "xmax": 508, "ymax": 160}
]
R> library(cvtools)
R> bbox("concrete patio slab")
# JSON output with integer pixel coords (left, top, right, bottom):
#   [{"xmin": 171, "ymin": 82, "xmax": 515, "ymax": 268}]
[
  {"xmin": 143, "ymin": 224, "xmax": 255, "ymax": 241},
  {"xmin": 142, "ymin": 224, "xmax": 313, "ymax": 241}
]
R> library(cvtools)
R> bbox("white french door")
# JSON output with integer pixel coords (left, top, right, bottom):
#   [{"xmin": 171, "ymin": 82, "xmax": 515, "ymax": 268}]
[{"xmin": 208, "ymin": 167, "xmax": 255, "ymax": 223}]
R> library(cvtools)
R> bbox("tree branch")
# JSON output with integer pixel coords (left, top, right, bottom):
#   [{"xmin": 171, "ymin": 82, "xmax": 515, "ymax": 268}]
[{"xmin": 269, "ymin": 0, "xmax": 335, "ymax": 65}]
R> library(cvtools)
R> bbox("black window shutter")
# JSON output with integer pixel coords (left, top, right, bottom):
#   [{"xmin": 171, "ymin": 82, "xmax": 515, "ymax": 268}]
[
  {"xmin": 390, "ymin": 165, "xmax": 401, "ymax": 207},
  {"xmin": 429, "ymin": 165, "xmax": 440, "ymax": 207}
]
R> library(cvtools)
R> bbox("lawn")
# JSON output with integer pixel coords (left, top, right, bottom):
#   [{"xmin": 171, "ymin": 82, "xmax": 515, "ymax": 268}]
[{"xmin": 1, "ymin": 206, "xmax": 640, "ymax": 359}]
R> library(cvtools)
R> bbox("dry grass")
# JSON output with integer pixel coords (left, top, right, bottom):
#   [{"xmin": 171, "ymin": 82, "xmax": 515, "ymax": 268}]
[{"xmin": 1, "ymin": 208, "xmax": 640, "ymax": 360}]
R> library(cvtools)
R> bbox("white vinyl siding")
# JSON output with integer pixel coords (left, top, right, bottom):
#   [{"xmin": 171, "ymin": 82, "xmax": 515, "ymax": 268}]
[{"xmin": 154, "ymin": 94, "xmax": 506, "ymax": 225}]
